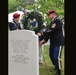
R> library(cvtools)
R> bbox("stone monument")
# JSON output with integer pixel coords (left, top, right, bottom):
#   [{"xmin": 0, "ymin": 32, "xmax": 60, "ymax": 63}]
[{"xmin": 8, "ymin": 30, "xmax": 39, "ymax": 75}]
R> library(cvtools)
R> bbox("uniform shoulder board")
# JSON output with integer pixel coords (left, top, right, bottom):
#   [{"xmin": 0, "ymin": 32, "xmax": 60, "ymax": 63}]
[
  {"xmin": 9, "ymin": 22, "xmax": 17, "ymax": 26},
  {"xmin": 54, "ymin": 17, "xmax": 59, "ymax": 21}
]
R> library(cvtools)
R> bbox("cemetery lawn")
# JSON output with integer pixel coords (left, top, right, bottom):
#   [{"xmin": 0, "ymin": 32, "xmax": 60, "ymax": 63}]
[{"xmin": 39, "ymin": 45, "xmax": 65, "ymax": 75}]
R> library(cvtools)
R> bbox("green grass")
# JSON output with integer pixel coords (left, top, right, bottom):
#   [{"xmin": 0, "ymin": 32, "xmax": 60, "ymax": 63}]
[{"xmin": 39, "ymin": 45, "xmax": 65, "ymax": 75}]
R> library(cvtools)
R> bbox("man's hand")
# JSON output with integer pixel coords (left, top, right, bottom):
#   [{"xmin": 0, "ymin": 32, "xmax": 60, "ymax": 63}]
[
  {"xmin": 39, "ymin": 39, "xmax": 46, "ymax": 46},
  {"xmin": 39, "ymin": 41, "xmax": 43, "ymax": 46},
  {"xmin": 37, "ymin": 33, "xmax": 42, "ymax": 36}
]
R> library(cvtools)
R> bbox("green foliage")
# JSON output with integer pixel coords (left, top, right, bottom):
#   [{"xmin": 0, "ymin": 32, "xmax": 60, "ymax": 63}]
[
  {"xmin": 8, "ymin": 0, "xmax": 21, "ymax": 13},
  {"xmin": 25, "ymin": 0, "xmax": 64, "ymax": 25},
  {"xmin": 26, "ymin": 0, "xmax": 64, "ymax": 15},
  {"xmin": 8, "ymin": 0, "xmax": 64, "ymax": 16}
]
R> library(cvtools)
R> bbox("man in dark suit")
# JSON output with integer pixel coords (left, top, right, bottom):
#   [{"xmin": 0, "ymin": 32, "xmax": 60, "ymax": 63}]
[
  {"xmin": 37, "ymin": 10, "xmax": 64, "ymax": 75},
  {"xmin": 9, "ymin": 13, "xmax": 22, "ymax": 31}
]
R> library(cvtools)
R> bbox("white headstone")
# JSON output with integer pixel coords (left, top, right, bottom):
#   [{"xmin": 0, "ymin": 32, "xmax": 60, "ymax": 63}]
[{"xmin": 8, "ymin": 30, "xmax": 39, "ymax": 75}]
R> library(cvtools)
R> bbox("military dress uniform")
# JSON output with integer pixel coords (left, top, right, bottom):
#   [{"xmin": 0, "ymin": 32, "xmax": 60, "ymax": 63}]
[
  {"xmin": 9, "ymin": 20, "xmax": 22, "ymax": 31},
  {"xmin": 40, "ymin": 16, "xmax": 64, "ymax": 75},
  {"xmin": 9, "ymin": 13, "xmax": 22, "ymax": 31}
]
